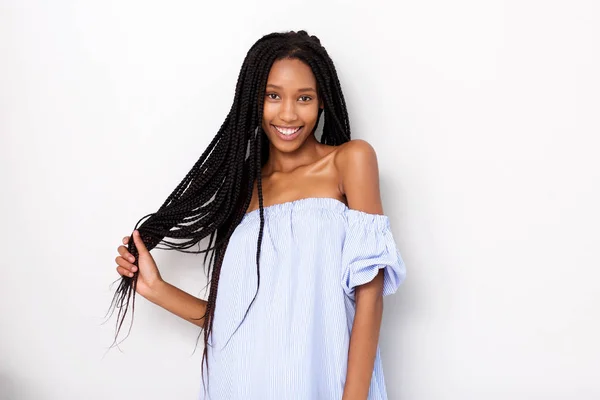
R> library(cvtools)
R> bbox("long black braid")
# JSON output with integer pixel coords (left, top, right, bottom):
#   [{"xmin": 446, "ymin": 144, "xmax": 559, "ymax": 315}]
[{"xmin": 105, "ymin": 30, "xmax": 352, "ymax": 396}]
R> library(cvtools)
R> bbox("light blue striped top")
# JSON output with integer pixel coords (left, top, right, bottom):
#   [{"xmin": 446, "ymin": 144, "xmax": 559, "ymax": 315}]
[{"xmin": 201, "ymin": 197, "xmax": 407, "ymax": 399}]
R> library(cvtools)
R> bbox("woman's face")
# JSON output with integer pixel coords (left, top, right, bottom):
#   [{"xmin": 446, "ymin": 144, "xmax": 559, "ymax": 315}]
[{"xmin": 261, "ymin": 58, "xmax": 323, "ymax": 153}]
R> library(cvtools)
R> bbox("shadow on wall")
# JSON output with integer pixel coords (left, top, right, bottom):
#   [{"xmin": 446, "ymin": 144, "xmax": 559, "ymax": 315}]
[
  {"xmin": 0, "ymin": 373, "xmax": 42, "ymax": 400},
  {"xmin": 0, "ymin": 374, "xmax": 17, "ymax": 400}
]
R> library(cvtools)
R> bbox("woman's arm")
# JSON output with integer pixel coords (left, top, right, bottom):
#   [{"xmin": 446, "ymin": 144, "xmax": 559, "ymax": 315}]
[
  {"xmin": 336, "ymin": 139, "xmax": 386, "ymax": 400},
  {"xmin": 116, "ymin": 231, "xmax": 208, "ymax": 328},
  {"xmin": 145, "ymin": 280, "xmax": 208, "ymax": 328},
  {"xmin": 344, "ymin": 271, "xmax": 385, "ymax": 400}
]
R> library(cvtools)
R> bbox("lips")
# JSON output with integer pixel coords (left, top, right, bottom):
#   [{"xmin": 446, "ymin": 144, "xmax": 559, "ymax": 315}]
[{"xmin": 271, "ymin": 124, "xmax": 303, "ymax": 141}]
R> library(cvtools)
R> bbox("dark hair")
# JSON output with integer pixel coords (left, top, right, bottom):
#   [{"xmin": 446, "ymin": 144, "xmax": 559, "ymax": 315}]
[{"xmin": 105, "ymin": 29, "xmax": 351, "ymax": 395}]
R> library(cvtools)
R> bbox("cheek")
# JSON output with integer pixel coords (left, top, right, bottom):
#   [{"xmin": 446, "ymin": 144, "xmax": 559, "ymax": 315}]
[
  {"xmin": 262, "ymin": 102, "xmax": 277, "ymax": 120},
  {"xmin": 300, "ymin": 105, "xmax": 319, "ymax": 124}
]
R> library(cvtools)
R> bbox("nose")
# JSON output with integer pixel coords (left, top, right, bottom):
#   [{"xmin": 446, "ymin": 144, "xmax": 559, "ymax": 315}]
[{"xmin": 278, "ymin": 97, "xmax": 298, "ymax": 123}]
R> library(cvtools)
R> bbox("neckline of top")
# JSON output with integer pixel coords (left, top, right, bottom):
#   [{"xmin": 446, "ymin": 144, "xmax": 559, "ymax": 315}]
[{"xmin": 240, "ymin": 197, "xmax": 389, "ymax": 225}]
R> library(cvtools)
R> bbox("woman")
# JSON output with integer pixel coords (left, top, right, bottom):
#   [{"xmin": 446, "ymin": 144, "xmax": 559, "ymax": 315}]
[{"xmin": 110, "ymin": 30, "xmax": 407, "ymax": 399}]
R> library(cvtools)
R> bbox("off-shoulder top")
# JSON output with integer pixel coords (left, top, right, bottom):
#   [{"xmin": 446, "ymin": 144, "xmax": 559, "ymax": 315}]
[{"xmin": 201, "ymin": 197, "xmax": 407, "ymax": 400}]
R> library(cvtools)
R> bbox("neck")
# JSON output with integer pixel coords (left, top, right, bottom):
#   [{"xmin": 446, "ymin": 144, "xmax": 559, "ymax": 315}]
[{"xmin": 263, "ymin": 134, "xmax": 321, "ymax": 175}]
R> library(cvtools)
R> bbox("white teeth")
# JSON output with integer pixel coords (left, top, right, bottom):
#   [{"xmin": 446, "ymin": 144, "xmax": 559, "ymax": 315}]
[{"xmin": 274, "ymin": 126, "xmax": 301, "ymax": 135}]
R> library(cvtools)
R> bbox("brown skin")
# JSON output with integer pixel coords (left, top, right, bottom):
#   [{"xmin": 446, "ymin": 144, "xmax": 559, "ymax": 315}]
[
  {"xmin": 115, "ymin": 58, "xmax": 386, "ymax": 400},
  {"xmin": 247, "ymin": 57, "xmax": 342, "ymax": 210}
]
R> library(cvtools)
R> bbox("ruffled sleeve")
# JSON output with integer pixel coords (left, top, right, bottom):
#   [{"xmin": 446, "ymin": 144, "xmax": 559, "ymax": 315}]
[{"xmin": 341, "ymin": 209, "xmax": 407, "ymax": 301}]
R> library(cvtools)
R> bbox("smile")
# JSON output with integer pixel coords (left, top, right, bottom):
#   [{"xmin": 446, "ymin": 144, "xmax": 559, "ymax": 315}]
[{"xmin": 273, "ymin": 125, "xmax": 302, "ymax": 135}]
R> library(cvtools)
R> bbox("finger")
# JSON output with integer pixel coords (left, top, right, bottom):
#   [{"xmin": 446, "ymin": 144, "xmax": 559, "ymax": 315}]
[
  {"xmin": 132, "ymin": 230, "xmax": 149, "ymax": 254},
  {"xmin": 116, "ymin": 265, "xmax": 135, "ymax": 278},
  {"xmin": 123, "ymin": 236, "xmax": 130, "ymax": 245},
  {"xmin": 115, "ymin": 256, "xmax": 138, "ymax": 273},
  {"xmin": 117, "ymin": 245, "xmax": 135, "ymax": 263}
]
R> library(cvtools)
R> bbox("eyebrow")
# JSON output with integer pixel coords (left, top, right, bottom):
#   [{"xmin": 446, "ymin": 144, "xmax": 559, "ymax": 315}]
[{"xmin": 266, "ymin": 84, "xmax": 316, "ymax": 92}]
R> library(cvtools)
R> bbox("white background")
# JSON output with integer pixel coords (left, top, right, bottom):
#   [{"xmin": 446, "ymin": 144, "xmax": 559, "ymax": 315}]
[{"xmin": 1, "ymin": 0, "xmax": 599, "ymax": 399}]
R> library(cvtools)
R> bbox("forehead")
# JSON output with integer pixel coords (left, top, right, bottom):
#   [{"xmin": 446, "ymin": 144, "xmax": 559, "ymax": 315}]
[{"xmin": 266, "ymin": 58, "xmax": 316, "ymax": 89}]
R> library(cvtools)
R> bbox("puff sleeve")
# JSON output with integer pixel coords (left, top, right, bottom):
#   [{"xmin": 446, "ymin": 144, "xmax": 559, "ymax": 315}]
[{"xmin": 341, "ymin": 210, "xmax": 407, "ymax": 301}]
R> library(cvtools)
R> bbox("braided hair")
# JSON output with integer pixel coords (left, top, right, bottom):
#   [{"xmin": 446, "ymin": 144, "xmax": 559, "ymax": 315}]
[{"xmin": 105, "ymin": 30, "xmax": 352, "ymax": 395}]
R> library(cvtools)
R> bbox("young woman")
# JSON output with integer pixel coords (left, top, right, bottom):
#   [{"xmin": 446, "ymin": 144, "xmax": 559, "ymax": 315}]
[{"xmin": 110, "ymin": 30, "xmax": 407, "ymax": 400}]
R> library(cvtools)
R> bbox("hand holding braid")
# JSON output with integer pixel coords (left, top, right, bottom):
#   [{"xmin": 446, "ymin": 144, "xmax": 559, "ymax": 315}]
[{"xmin": 115, "ymin": 230, "xmax": 163, "ymax": 299}]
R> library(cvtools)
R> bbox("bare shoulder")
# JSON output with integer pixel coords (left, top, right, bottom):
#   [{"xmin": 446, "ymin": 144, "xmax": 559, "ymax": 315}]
[
  {"xmin": 334, "ymin": 139, "xmax": 383, "ymax": 214},
  {"xmin": 335, "ymin": 139, "xmax": 377, "ymax": 161},
  {"xmin": 334, "ymin": 139, "xmax": 379, "ymax": 183}
]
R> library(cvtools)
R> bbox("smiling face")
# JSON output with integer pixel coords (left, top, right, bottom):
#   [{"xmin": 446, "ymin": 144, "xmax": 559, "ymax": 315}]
[{"xmin": 261, "ymin": 58, "xmax": 323, "ymax": 153}]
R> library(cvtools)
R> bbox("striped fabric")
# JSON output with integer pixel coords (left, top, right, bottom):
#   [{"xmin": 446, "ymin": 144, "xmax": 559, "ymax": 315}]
[{"xmin": 201, "ymin": 197, "xmax": 406, "ymax": 400}]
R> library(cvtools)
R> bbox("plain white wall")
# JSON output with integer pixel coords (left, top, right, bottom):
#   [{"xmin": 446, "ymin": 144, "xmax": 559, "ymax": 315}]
[{"xmin": 1, "ymin": 0, "xmax": 598, "ymax": 399}]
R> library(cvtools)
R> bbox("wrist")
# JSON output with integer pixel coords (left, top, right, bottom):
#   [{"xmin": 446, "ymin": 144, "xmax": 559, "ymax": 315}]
[{"xmin": 144, "ymin": 278, "xmax": 168, "ymax": 304}]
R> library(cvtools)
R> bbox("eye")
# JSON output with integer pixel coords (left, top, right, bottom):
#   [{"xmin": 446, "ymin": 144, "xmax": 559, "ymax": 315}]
[
  {"xmin": 299, "ymin": 96, "xmax": 312, "ymax": 102},
  {"xmin": 266, "ymin": 93, "xmax": 280, "ymax": 100}
]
